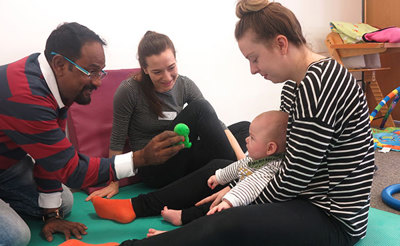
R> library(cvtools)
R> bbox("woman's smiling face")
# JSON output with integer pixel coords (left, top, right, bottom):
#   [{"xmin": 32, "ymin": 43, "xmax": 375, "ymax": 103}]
[{"xmin": 144, "ymin": 48, "xmax": 178, "ymax": 93}]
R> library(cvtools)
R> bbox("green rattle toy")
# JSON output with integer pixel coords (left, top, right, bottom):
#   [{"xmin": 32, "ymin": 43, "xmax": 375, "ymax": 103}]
[{"xmin": 174, "ymin": 123, "xmax": 192, "ymax": 148}]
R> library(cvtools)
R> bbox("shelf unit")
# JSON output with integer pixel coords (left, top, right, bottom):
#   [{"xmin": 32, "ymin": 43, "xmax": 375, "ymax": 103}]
[{"xmin": 325, "ymin": 32, "xmax": 400, "ymax": 127}]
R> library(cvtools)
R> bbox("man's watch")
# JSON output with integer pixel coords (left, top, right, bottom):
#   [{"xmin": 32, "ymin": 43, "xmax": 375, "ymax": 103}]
[{"xmin": 42, "ymin": 209, "xmax": 63, "ymax": 222}]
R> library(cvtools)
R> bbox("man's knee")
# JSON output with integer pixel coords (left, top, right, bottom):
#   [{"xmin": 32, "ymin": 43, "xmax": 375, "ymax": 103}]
[
  {"xmin": 0, "ymin": 215, "xmax": 31, "ymax": 246},
  {"xmin": 61, "ymin": 185, "xmax": 74, "ymax": 216}
]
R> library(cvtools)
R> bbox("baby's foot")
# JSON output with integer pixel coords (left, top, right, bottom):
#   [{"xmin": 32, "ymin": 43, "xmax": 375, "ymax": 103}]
[
  {"xmin": 147, "ymin": 228, "xmax": 167, "ymax": 238},
  {"xmin": 161, "ymin": 206, "xmax": 182, "ymax": 226}
]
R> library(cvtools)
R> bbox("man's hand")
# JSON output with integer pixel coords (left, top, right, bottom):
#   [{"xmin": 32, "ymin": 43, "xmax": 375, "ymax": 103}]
[
  {"xmin": 85, "ymin": 181, "xmax": 119, "ymax": 201},
  {"xmin": 207, "ymin": 175, "xmax": 219, "ymax": 190},
  {"xmin": 207, "ymin": 199, "xmax": 232, "ymax": 215},
  {"xmin": 134, "ymin": 131, "xmax": 184, "ymax": 167},
  {"xmin": 42, "ymin": 218, "xmax": 87, "ymax": 242},
  {"xmin": 195, "ymin": 186, "xmax": 231, "ymax": 209}
]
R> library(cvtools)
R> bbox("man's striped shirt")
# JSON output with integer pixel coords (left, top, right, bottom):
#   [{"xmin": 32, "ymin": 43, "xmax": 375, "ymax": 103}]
[{"xmin": 0, "ymin": 54, "xmax": 119, "ymax": 204}]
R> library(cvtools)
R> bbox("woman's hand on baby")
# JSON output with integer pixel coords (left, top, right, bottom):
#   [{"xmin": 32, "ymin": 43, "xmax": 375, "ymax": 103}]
[
  {"xmin": 207, "ymin": 175, "xmax": 218, "ymax": 189},
  {"xmin": 207, "ymin": 200, "xmax": 232, "ymax": 215},
  {"xmin": 195, "ymin": 186, "xmax": 231, "ymax": 209},
  {"xmin": 85, "ymin": 181, "xmax": 119, "ymax": 201}
]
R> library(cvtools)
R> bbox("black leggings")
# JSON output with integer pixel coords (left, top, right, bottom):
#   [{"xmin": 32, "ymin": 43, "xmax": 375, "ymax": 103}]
[
  {"xmin": 137, "ymin": 99, "xmax": 249, "ymax": 188},
  {"xmin": 125, "ymin": 159, "xmax": 359, "ymax": 246},
  {"xmin": 132, "ymin": 159, "xmax": 231, "ymax": 217},
  {"xmin": 122, "ymin": 199, "xmax": 358, "ymax": 246}
]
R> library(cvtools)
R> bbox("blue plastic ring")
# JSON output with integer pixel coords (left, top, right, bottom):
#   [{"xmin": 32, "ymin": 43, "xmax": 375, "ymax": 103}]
[{"xmin": 381, "ymin": 184, "xmax": 400, "ymax": 211}]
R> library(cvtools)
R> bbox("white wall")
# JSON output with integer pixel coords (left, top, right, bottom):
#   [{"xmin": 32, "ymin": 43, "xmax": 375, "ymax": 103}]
[{"xmin": 0, "ymin": 0, "xmax": 361, "ymax": 125}]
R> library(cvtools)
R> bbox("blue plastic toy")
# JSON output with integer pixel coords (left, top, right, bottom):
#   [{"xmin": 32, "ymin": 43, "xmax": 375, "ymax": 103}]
[
  {"xmin": 174, "ymin": 123, "xmax": 192, "ymax": 148},
  {"xmin": 381, "ymin": 183, "xmax": 400, "ymax": 211}
]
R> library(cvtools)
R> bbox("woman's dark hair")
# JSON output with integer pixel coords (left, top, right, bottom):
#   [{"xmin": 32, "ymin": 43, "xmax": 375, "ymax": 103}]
[
  {"xmin": 235, "ymin": 0, "xmax": 306, "ymax": 47},
  {"xmin": 133, "ymin": 31, "xmax": 176, "ymax": 117},
  {"xmin": 44, "ymin": 22, "xmax": 106, "ymax": 63}
]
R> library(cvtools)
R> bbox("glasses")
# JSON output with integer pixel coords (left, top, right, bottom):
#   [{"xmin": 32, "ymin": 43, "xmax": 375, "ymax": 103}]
[{"xmin": 51, "ymin": 52, "xmax": 107, "ymax": 80}]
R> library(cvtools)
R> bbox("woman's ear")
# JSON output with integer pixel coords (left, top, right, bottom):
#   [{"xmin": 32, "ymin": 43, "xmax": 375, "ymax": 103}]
[
  {"xmin": 266, "ymin": 141, "xmax": 278, "ymax": 156},
  {"xmin": 275, "ymin": 35, "xmax": 289, "ymax": 55}
]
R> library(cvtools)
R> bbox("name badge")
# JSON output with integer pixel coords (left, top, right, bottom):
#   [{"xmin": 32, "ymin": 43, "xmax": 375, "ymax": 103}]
[{"xmin": 158, "ymin": 111, "xmax": 177, "ymax": 120}]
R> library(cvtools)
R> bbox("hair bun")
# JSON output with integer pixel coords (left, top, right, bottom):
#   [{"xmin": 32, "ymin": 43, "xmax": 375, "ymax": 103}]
[
  {"xmin": 144, "ymin": 30, "xmax": 156, "ymax": 36},
  {"xmin": 236, "ymin": 0, "xmax": 270, "ymax": 18}
]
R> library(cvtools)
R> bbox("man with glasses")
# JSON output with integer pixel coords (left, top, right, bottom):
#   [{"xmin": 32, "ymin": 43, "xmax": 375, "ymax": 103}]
[{"xmin": 0, "ymin": 22, "xmax": 184, "ymax": 245}]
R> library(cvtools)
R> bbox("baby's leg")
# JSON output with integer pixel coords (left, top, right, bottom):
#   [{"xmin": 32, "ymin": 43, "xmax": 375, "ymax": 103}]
[
  {"xmin": 161, "ymin": 202, "xmax": 212, "ymax": 226},
  {"xmin": 180, "ymin": 202, "xmax": 211, "ymax": 225},
  {"xmin": 161, "ymin": 206, "xmax": 182, "ymax": 226}
]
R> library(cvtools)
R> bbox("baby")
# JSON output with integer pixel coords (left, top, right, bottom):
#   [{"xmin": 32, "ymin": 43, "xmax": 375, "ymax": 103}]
[{"xmin": 162, "ymin": 110, "xmax": 288, "ymax": 226}]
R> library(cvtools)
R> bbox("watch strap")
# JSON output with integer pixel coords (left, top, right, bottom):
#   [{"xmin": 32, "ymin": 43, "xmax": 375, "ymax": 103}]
[{"xmin": 42, "ymin": 209, "xmax": 63, "ymax": 222}]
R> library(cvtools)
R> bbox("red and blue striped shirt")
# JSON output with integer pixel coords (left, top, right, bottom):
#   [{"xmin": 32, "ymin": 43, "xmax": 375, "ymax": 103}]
[{"xmin": 0, "ymin": 53, "xmax": 123, "ymax": 207}]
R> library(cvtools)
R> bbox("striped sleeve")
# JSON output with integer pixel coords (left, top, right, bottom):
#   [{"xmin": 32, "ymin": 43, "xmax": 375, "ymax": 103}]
[
  {"xmin": 216, "ymin": 157, "xmax": 252, "ymax": 185},
  {"xmin": 223, "ymin": 159, "xmax": 281, "ymax": 207},
  {"xmin": 182, "ymin": 75, "xmax": 204, "ymax": 104},
  {"xmin": 2, "ymin": 92, "xmax": 117, "ymax": 192},
  {"xmin": 0, "ymin": 54, "xmax": 120, "ymax": 206},
  {"xmin": 110, "ymin": 79, "xmax": 137, "ymax": 151}
]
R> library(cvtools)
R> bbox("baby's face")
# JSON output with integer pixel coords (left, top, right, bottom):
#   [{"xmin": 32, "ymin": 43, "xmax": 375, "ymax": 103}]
[{"xmin": 246, "ymin": 120, "xmax": 269, "ymax": 160}]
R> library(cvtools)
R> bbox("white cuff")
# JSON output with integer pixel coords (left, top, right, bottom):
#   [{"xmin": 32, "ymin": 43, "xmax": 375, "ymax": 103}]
[
  {"xmin": 215, "ymin": 169, "xmax": 224, "ymax": 185},
  {"xmin": 114, "ymin": 151, "xmax": 137, "ymax": 179},
  {"xmin": 38, "ymin": 192, "xmax": 62, "ymax": 208},
  {"xmin": 223, "ymin": 193, "xmax": 241, "ymax": 207}
]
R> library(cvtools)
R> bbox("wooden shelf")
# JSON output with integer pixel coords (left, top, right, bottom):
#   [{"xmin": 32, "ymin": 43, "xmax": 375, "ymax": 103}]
[
  {"xmin": 326, "ymin": 32, "xmax": 400, "ymax": 57},
  {"xmin": 332, "ymin": 43, "xmax": 400, "ymax": 57},
  {"xmin": 325, "ymin": 32, "xmax": 400, "ymax": 127},
  {"xmin": 348, "ymin": 67, "xmax": 390, "ymax": 72},
  {"xmin": 331, "ymin": 43, "xmax": 400, "ymax": 49}
]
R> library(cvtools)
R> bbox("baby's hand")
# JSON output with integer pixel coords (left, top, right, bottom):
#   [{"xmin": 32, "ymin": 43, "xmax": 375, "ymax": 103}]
[
  {"xmin": 207, "ymin": 175, "xmax": 218, "ymax": 189},
  {"xmin": 207, "ymin": 200, "xmax": 232, "ymax": 215}
]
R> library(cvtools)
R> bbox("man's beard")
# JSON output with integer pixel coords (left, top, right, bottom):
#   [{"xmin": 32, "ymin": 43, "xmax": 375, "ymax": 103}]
[{"xmin": 75, "ymin": 84, "xmax": 97, "ymax": 105}]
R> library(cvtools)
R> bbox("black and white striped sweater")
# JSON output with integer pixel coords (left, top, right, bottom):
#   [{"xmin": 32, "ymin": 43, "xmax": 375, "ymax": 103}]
[
  {"xmin": 257, "ymin": 58, "xmax": 375, "ymax": 239},
  {"xmin": 217, "ymin": 155, "xmax": 283, "ymax": 207}
]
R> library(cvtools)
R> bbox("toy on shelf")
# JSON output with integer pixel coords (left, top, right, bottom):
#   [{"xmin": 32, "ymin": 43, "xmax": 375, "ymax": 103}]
[{"xmin": 174, "ymin": 123, "xmax": 192, "ymax": 148}]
